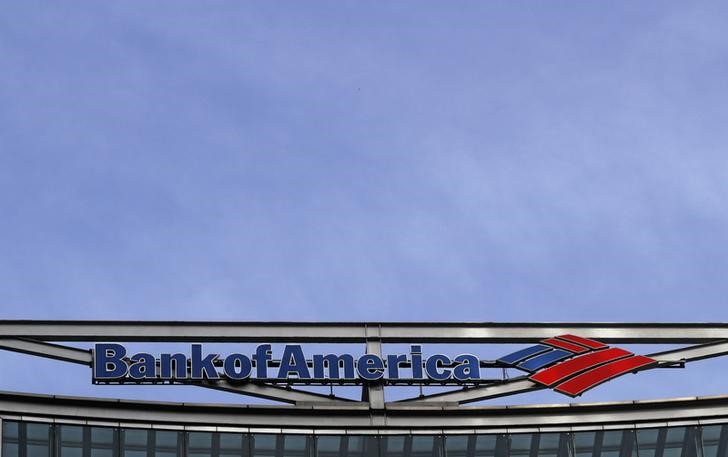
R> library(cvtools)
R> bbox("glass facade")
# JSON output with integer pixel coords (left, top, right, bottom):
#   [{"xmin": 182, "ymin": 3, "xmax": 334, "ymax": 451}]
[{"xmin": 2, "ymin": 421, "xmax": 726, "ymax": 457}]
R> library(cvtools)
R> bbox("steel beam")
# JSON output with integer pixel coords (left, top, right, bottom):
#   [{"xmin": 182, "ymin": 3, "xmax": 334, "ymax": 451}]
[
  {"xmin": 362, "ymin": 338, "xmax": 385, "ymax": 409},
  {"xmin": 401, "ymin": 377, "xmax": 543, "ymax": 404},
  {"xmin": 649, "ymin": 340, "xmax": 728, "ymax": 363},
  {"xmin": 191, "ymin": 380, "xmax": 356, "ymax": 405},
  {"xmin": 4, "ymin": 321, "xmax": 728, "ymax": 343},
  {"xmin": 3, "ymin": 390, "xmax": 728, "ymax": 432},
  {"xmin": 0, "ymin": 338, "xmax": 92, "ymax": 365}
]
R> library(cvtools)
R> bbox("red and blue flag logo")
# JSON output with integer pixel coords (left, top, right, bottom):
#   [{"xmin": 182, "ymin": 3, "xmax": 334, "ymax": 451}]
[{"xmin": 498, "ymin": 335, "xmax": 657, "ymax": 397}]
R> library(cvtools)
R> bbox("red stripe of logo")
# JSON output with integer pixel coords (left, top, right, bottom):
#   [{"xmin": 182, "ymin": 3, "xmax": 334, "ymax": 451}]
[
  {"xmin": 541, "ymin": 338, "xmax": 590, "ymax": 354},
  {"xmin": 529, "ymin": 348, "xmax": 632, "ymax": 386},
  {"xmin": 554, "ymin": 355, "xmax": 656, "ymax": 397},
  {"xmin": 556, "ymin": 334, "xmax": 608, "ymax": 350}
]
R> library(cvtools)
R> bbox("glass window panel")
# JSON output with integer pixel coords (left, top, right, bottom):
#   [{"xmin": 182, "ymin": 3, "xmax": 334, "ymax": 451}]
[
  {"xmin": 411, "ymin": 436, "xmax": 442, "ymax": 457},
  {"xmin": 574, "ymin": 432, "xmax": 598, "ymax": 457},
  {"xmin": 92, "ymin": 449, "xmax": 114, "ymax": 457},
  {"xmin": 315, "ymin": 436, "xmax": 341, "ymax": 456},
  {"xmin": 28, "ymin": 444, "xmax": 51, "ymax": 457},
  {"xmin": 91, "ymin": 427, "xmax": 116, "ymax": 457},
  {"xmin": 92, "ymin": 428, "xmax": 115, "ymax": 446},
  {"xmin": 347, "ymin": 436, "xmax": 378, "ymax": 457},
  {"xmin": 59, "ymin": 425, "xmax": 84, "ymax": 457},
  {"xmin": 26, "ymin": 423, "xmax": 51, "ymax": 457},
  {"xmin": 189, "ymin": 433, "xmax": 212, "ymax": 449},
  {"xmin": 60, "ymin": 426, "xmax": 84, "ymax": 444},
  {"xmin": 536, "ymin": 434, "xmax": 561, "ymax": 457},
  {"xmin": 510, "ymin": 434, "xmax": 534, "ymax": 457},
  {"xmin": 220, "ymin": 434, "xmax": 248, "ymax": 457},
  {"xmin": 474, "ymin": 435, "xmax": 498, "ymax": 456},
  {"xmin": 701, "ymin": 425, "xmax": 723, "ymax": 457},
  {"xmin": 26, "ymin": 424, "xmax": 50, "ymax": 442},
  {"xmin": 154, "ymin": 431, "xmax": 179, "ymax": 457},
  {"xmin": 381, "ymin": 436, "xmax": 406, "ymax": 457},
  {"xmin": 663, "ymin": 428, "xmax": 686, "ymax": 457},
  {"xmin": 252, "ymin": 435, "xmax": 277, "ymax": 457},
  {"xmin": 123, "ymin": 429, "xmax": 149, "ymax": 457},
  {"xmin": 124, "ymin": 430, "xmax": 149, "ymax": 448},
  {"xmin": 601, "ymin": 431, "xmax": 625, "ymax": 457},
  {"xmin": 219, "ymin": 434, "xmax": 244, "ymax": 451},
  {"xmin": 188, "ymin": 432, "xmax": 212, "ymax": 457},
  {"xmin": 3, "ymin": 421, "xmax": 21, "ymax": 457},
  {"xmin": 3, "ymin": 421, "xmax": 19, "ymax": 439},
  {"xmin": 281, "ymin": 435, "xmax": 310, "ymax": 457},
  {"xmin": 62, "ymin": 448, "xmax": 83, "ymax": 457},
  {"xmin": 156, "ymin": 432, "xmax": 179, "ymax": 449},
  {"xmin": 444, "ymin": 435, "xmax": 470, "ymax": 457},
  {"xmin": 637, "ymin": 429, "xmax": 661, "ymax": 457},
  {"xmin": 3, "ymin": 443, "xmax": 20, "ymax": 457}
]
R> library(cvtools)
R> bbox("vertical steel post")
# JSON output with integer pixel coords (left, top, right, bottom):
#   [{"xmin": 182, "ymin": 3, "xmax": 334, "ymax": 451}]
[{"xmin": 362, "ymin": 325, "xmax": 385, "ymax": 409}]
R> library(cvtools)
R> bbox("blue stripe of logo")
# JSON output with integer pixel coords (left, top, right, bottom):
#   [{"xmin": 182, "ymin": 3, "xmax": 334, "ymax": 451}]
[
  {"xmin": 518, "ymin": 349, "xmax": 572, "ymax": 372},
  {"xmin": 497, "ymin": 344, "xmax": 551, "ymax": 365}
]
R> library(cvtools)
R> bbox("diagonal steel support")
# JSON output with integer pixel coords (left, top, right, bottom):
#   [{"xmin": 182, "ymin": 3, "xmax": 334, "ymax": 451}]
[
  {"xmin": 0, "ymin": 338, "xmax": 92, "ymax": 365},
  {"xmin": 398, "ymin": 377, "xmax": 543, "ymax": 404},
  {"xmin": 188, "ymin": 379, "xmax": 356, "ymax": 404},
  {"xmin": 648, "ymin": 340, "xmax": 728, "ymax": 364}
]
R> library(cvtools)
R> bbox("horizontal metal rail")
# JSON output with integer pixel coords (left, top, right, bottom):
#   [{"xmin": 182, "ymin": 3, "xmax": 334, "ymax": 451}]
[
  {"xmin": 3, "ymin": 321, "xmax": 728, "ymax": 343},
  {"xmin": 3, "ymin": 390, "xmax": 728, "ymax": 431}
]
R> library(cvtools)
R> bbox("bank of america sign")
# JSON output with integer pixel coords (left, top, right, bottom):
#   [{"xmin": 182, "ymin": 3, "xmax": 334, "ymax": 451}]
[
  {"xmin": 3, "ymin": 321, "xmax": 722, "ymax": 405},
  {"xmin": 94, "ymin": 334, "xmax": 656, "ymax": 397}
]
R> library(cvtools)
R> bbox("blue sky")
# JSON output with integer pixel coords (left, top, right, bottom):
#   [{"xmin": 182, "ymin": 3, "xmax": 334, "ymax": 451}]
[{"xmin": 2, "ymin": 2, "xmax": 728, "ymax": 404}]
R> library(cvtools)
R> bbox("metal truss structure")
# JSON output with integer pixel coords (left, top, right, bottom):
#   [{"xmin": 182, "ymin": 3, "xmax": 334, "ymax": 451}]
[{"xmin": 2, "ymin": 321, "xmax": 728, "ymax": 408}]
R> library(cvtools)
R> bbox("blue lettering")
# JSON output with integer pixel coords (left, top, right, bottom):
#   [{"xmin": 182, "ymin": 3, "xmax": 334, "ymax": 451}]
[
  {"xmin": 129, "ymin": 352, "xmax": 156, "ymax": 379},
  {"xmin": 453, "ymin": 354, "xmax": 480, "ymax": 381},
  {"xmin": 224, "ymin": 353, "xmax": 252, "ymax": 380},
  {"xmin": 357, "ymin": 354, "xmax": 384, "ymax": 380},
  {"xmin": 160, "ymin": 353, "xmax": 187, "ymax": 379},
  {"xmin": 191, "ymin": 344, "xmax": 219, "ymax": 379},
  {"xmin": 313, "ymin": 354, "xmax": 355, "ymax": 379},
  {"xmin": 92, "ymin": 343, "xmax": 481, "ymax": 384},
  {"xmin": 94, "ymin": 343, "xmax": 127, "ymax": 379},
  {"xmin": 387, "ymin": 354, "xmax": 408, "ymax": 379},
  {"xmin": 278, "ymin": 345, "xmax": 311, "ymax": 379},
  {"xmin": 425, "ymin": 354, "xmax": 452, "ymax": 381},
  {"xmin": 254, "ymin": 344, "xmax": 271, "ymax": 378},
  {"xmin": 411, "ymin": 345, "xmax": 423, "ymax": 379}
]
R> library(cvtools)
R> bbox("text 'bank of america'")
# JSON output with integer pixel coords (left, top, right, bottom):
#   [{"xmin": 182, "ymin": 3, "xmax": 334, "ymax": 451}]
[{"xmin": 94, "ymin": 343, "xmax": 482, "ymax": 381}]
